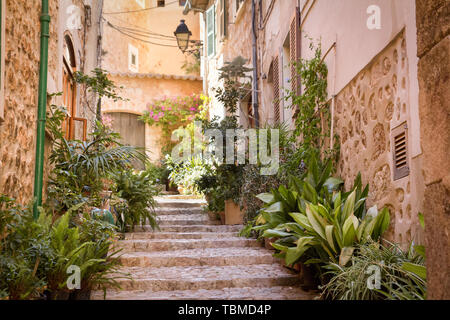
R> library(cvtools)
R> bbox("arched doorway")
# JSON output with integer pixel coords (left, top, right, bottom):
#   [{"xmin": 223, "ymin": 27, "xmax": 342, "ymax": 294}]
[
  {"xmin": 106, "ymin": 112, "xmax": 146, "ymax": 170},
  {"xmin": 62, "ymin": 34, "xmax": 87, "ymax": 140}
]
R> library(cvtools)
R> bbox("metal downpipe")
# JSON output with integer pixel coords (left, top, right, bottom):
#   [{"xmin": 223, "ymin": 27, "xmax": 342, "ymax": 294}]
[{"xmin": 33, "ymin": 0, "xmax": 50, "ymax": 219}]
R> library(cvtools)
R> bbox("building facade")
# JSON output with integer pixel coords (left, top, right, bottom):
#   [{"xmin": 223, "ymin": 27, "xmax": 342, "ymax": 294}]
[
  {"xmin": 189, "ymin": 0, "xmax": 449, "ymax": 298},
  {"xmin": 101, "ymin": 0, "xmax": 203, "ymax": 164},
  {"xmin": 0, "ymin": 0, "xmax": 103, "ymax": 203}
]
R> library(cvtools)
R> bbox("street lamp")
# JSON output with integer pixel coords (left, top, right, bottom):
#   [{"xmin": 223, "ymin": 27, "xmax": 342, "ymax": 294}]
[{"xmin": 174, "ymin": 19, "xmax": 192, "ymax": 53}]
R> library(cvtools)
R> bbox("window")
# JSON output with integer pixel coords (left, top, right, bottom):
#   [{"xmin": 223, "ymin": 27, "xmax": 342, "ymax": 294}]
[
  {"xmin": 62, "ymin": 35, "xmax": 87, "ymax": 141},
  {"xmin": 135, "ymin": 0, "xmax": 146, "ymax": 8},
  {"xmin": 157, "ymin": 0, "xmax": 165, "ymax": 7},
  {"xmin": 0, "ymin": 0, "xmax": 5, "ymax": 123},
  {"xmin": 128, "ymin": 44, "xmax": 139, "ymax": 73},
  {"xmin": 218, "ymin": 0, "xmax": 227, "ymax": 39},
  {"xmin": 290, "ymin": 8, "xmax": 300, "ymax": 95},
  {"xmin": 269, "ymin": 56, "xmax": 280, "ymax": 124},
  {"xmin": 206, "ymin": 5, "xmax": 215, "ymax": 58}
]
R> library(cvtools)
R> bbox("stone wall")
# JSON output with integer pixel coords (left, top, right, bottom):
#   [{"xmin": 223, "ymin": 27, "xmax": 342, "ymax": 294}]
[
  {"xmin": 415, "ymin": 0, "xmax": 449, "ymax": 300},
  {"xmin": 334, "ymin": 30, "xmax": 423, "ymax": 245},
  {"xmin": 0, "ymin": 0, "xmax": 44, "ymax": 203},
  {"xmin": 0, "ymin": 0, "xmax": 101, "ymax": 204}
]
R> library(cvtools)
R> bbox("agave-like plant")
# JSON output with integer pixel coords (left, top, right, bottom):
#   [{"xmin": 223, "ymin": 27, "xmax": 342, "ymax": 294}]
[{"xmin": 253, "ymin": 154, "xmax": 390, "ymax": 267}]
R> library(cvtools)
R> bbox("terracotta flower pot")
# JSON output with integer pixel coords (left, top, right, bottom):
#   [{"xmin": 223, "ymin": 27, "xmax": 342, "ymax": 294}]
[
  {"xmin": 224, "ymin": 200, "xmax": 244, "ymax": 225},
  {"xmin": 218, "ymin": 211, "xmax": 225, "ymax": 224},
  {"xmin": 207, "ymin": 210, "xmax": 220, "ymax": 221}
]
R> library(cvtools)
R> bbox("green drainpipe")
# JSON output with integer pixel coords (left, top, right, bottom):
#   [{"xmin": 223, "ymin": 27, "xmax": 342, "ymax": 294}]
[{"xmin": 33, "ymin": 0, "xmax": 50, "ymax": 219}]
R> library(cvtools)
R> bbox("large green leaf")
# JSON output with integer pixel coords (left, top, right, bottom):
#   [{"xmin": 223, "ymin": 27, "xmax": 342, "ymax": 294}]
[
  {"xmin": 263, "ymin": 201, "xmax": 284, "ymax": 213},
  {"xmin": 285, "ymin": 237, "xmax": 314, "ymax": 265},
  {"xmin": 289, "ymin": 212, "xmax": 314, "ymax": 232},
  {"xmin": 302, "ymin": 182, "xmax": 318, "ymax": 204},
  {"xmin": 279, "ymin": 222, "xmax": 306, "ymax": 235},
  {"xmin": 263, "ymin": 229, "xmax": 292, "ymax": 238},
  {"xmin": 325, "ymin": 225, "xmax": 337, "ymax": 253},
  {"xmin": 402, "ymin": 262, "xmax": 427, "ymax": 280},
  {"xmin": 342, "ymin": 215, "xmax": 357, "ymax": 246},
  {"xmin": 306, "ymin": 205, "xmax": 326, "ymax": 239},
  {"xmin": 256, "ymin": 193, "xmax": 275, "ymax": 204},
  {"xmin": 342, "ymin": 190, "xmax": 356, "ymax": 222}
]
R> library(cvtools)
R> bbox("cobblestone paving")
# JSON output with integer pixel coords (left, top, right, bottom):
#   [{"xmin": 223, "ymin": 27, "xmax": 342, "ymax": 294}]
[{"xmin": 92, "ymin": 196, "xmax": 315, "ymax": 300}]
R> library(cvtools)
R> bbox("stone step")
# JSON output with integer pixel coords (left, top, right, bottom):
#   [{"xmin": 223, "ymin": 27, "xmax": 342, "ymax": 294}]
[
  {"xmin": 118, "ymin": 247, "xmax": 278, "ymax": 268},
  {"xmin": 135, "ymin": 225, "xmax": 243, "ymax": 233},
  {"xmin": 155, "ymin": 207, "xmax": 205, "ymax": 215},
  {"xmin": 116, "ymin": 238, "xmax": 261, "ymax": 252},
  {"xmin": 124, "ymin": 232, "xmax": 239, "ymax": 240},
  {"xmin": 158, "ymin": 213, "xmax": 209, "ymax": 221},
  {"xmin": 106, "ymin": 264, "xmax": 300, "ymax": 291},
  {"xmin": 156, "ymin": 198, "xmax": 206, "ymax": 209},
  {"xmin": 91, "ymin": 286, "xmax": 315, "ymax": 300},
  {"xmin": 157, "ymin": 217, "xmax": 221, "ymax": 226}
]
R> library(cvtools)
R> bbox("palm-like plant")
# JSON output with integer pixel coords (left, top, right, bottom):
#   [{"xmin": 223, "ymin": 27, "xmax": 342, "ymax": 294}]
[{"xmin": 46, "ymin": 106, "xmax": 147, "ymax": 213}]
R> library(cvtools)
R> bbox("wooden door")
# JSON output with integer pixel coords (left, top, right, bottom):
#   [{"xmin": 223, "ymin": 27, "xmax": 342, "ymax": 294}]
[{"xmin": 108, "ymin": 112, "xmax": 146, "ymax": 170}]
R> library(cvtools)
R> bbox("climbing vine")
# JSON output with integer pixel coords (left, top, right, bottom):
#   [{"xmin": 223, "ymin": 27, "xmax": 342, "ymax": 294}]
[{"xmin": 284, "ymin": 41, "xmax": 339, "ymax": 165}]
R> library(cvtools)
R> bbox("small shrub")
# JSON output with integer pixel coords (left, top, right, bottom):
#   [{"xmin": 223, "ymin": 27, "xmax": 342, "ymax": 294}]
[
  {"xmin": 321, "ymin": 240, "xmax": 427, "ymax": 300},
  {"xmin": 112, "ymin": 169, "xmax": 159, "ymax": 232}
]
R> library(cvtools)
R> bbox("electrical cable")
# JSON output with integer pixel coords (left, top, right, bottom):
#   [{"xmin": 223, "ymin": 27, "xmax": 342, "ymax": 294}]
[
  {"xmin": 103, "ymin": 1, "xmax": 179, "ymax": 15},
  {"xmin": 103, "ymin": 17, "xmax": 202, "ymax": 45},
  {"xmin": 106, "ymin": 21, "xmax": 179, "ymax": 47}
]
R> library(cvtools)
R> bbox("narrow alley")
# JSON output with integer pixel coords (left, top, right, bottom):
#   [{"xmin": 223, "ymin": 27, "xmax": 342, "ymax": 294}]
[{"xmin": 92, "ymin": 196, "xmax": 314, "ymax": 300}]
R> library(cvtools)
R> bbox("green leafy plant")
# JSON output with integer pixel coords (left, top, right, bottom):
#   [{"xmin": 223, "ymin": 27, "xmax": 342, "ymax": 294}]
[
  {"xmin": 46, "ymin": 212, "xmax": 125, "ymax": 299},
  {"xmin": 0, "ymin": 196, "xmax": 52, "ymax": 300},
  {"xmin": 74, "ymin": 68, "xmax": 127, "ymax": 122},
  {"xmin": 46, "ymin": 106, "xmax": 147, "ymax": 214},
  {"xmin": 112, "ymin": 169, "xmax": 159, "ymax": 233},
  {"xmin": 321, "ymin": 240, "xmax": 426, "ymax": 300},
  {"xmin": 166, "ymin": 155, "xmax": 212, "ymax": 195},
  {"xmin": 254, "ymin": 153, "xmax": 390, "ymax": 270}
]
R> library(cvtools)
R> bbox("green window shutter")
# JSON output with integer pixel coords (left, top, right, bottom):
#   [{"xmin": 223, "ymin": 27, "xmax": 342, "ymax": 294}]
[{"xmin": 206, "ymin": 5, "xmax": 215, "ymax": 58}]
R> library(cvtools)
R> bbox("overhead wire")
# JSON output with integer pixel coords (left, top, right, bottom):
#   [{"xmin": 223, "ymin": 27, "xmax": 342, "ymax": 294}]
[
  {"xmin": 106, "ymin": 20, "xmax": 179, "ymax": 47},
  {"xmin": 103, "ymin": 0, "xmax": 179, "ymax": 15},
  {"xmin": 102, "ymin": 17, "xmax": 201, "ymax": 47}
]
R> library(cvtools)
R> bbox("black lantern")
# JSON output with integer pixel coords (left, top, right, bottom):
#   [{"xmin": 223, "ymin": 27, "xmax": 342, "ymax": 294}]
[{"xmin": 174, "ymin": 19, "xmax": 192, "ymax": 53}]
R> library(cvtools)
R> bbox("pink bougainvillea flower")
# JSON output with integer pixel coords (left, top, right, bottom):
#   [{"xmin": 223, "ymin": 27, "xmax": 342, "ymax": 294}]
[
  {"xmin": 158, "ymin": 112, "xmax": 164, "ymax": 117},
  {"xmin": 190, "ymin": 107, "xmax": 196, "ymax": 111}
]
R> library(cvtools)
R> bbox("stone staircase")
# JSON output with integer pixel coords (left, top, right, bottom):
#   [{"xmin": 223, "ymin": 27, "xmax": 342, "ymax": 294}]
[{"xmin": 92, "ymin": 196, "xmax": 314, "ymax": 300}]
